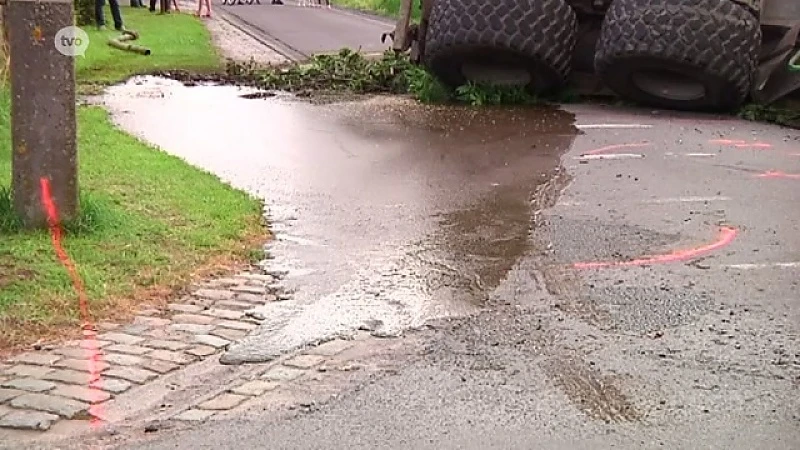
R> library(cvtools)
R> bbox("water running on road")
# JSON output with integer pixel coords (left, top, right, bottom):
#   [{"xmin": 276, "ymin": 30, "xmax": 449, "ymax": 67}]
[{"xmin": 101, "ymin": 77, "xmax": 576, "ymax": 363}]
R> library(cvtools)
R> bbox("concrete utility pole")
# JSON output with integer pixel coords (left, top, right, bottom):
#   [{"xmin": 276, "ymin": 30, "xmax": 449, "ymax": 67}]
[{"xmin": 7, "ymin": 0, "xmax": 78, "ymax": 228}]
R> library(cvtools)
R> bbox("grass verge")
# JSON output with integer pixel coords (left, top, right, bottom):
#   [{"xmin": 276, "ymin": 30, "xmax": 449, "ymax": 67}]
[
  {"xmin": 0, "ymin": 8, "xmax": 265, "ymax": 352},
  {"xmin": 0, "ymin": 87, "xmax": 265, "ymax": 351},
  {"xmin": 78, "ymin": 7, "xmax": 222, "ymax": 84},
  {"xmin": 333, "ymin": 0, "xmax": 418, "ymax": 20}
]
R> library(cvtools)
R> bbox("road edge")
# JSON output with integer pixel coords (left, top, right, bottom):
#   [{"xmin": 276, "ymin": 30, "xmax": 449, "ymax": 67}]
[{"xmin": 215, "ymin": 8, "xmax": 309, "ymax": 63}]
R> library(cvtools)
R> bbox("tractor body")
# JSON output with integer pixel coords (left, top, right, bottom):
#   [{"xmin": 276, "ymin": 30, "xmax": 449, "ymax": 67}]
[{"xmin": 387, "ymin": 0, "xmax": 800, "ymax": 111}]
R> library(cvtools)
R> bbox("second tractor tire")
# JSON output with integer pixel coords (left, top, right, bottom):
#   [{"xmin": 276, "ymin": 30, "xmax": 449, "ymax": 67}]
[
  {"xmin": 423, "ymin": 0, "xmax": 578, "ymax": 94},
  {"xmin": 594, "ymin": 0, "xmax": 762, "ymax": 111}
]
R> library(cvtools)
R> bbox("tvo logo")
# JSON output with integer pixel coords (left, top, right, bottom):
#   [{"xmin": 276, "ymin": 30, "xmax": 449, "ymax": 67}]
[{"xmin": 54, "ymin": 26, "xmax": 89, "ymax": 57}]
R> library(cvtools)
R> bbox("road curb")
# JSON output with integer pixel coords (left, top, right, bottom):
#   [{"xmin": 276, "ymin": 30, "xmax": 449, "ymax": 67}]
[
  {"xmin": 216, "ymin": 2, "xmax": 395, "ymax": 64},
  {"xmin": 0, "ymin": 269, "xmax": 283, "ymax": 437},
  {"xmin": 216, "ymin": 8, "xmax": 309, "ymax": 63}
]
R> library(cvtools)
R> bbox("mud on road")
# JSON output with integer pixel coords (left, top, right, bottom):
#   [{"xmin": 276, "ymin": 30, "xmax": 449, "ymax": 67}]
[{"xmin": 88, "ymin": 82, "xmax": 800, "ymax": 449}]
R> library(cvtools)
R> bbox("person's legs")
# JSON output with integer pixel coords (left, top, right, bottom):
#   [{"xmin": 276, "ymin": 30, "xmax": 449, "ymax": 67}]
[
  {"xmin": 150, "ymin": 0, "xmax": 158, "ymax": 12},
  {"xmin": 107, "ymin": 0, "xmax": 124, "ymax": 29},
  {"xmin": 95, "ymin": 0, "xmax": 107, "ymax": 28}
]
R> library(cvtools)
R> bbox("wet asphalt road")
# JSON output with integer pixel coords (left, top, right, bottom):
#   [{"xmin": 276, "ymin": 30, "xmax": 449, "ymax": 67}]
[
  {"xmin": 218, "ymin": 0, "xmax": 393, "ymax": 60},
  {"xmin": 100, "ymin": 81, "xmax": 799, "ymax": 449}
]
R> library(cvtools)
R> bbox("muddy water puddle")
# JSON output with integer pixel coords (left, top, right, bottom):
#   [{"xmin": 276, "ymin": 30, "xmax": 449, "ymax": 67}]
[{"xmin": 101, "ymin": 76, "xmax": 578, "ymax": 363}]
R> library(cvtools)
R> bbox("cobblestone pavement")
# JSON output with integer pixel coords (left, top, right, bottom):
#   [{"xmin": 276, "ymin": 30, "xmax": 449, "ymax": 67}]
[
  {"xmin": 68, "ymin": 328, "xmax": 420, "ymax": 450},
  {"xmin": 0, "ymin": 269, "xmax": 281, "ymax": 439},
  {"xmin": 0, "ymin": 264, "xmax": 422, "ymax": 448}
]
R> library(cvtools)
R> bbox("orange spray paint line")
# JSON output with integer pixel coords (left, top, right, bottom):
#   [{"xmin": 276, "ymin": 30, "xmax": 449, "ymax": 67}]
[
  {"xmin": 709, "ymin": 139, "xmax": 746, "ymax": 145},
  {"xmin": 40, "ymin": 178, "xmax": 105, "ymax": 424},
  {"xmin": 573, "ymin": 226, "xmax": 738, "ymax": 270}
]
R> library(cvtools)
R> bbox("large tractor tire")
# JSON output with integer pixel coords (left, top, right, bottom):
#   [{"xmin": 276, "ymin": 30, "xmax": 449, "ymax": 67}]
[
  {"xmin": 594, "ymin": 0, "xmax": 761, "ymax": 111},
  {"xmin": 423, "ymin": 0, "xmax": 578, "ymax": 95}
]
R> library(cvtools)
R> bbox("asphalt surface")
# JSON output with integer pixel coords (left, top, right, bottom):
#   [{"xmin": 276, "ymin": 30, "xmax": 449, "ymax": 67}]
[
  {"xmin": 97, "ymin": 79, "xmax": 800, "ymax": 449},
  {"xmin": 218, "ymin": 0, "xmax": 394, "ymax": 59},
  {"xmin": 86, "ymin": 5, "xmax": 799, "ymax": 447}
]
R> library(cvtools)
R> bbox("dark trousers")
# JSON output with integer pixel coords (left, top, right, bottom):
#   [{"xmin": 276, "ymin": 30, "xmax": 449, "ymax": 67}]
[
  {"xmin": 149, "ymin": 0, "xmax": 168, "ymax": 11},
  {"xmin": 96, "ymin": 0, "xmax": 123, "ymax": 29}
]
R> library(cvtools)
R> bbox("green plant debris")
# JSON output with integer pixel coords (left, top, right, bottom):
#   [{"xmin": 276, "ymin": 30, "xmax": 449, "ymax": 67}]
[
  {"xmin": 738, "ymin": 102, "xmax": 800, "ymax": 129},
  {"xmin": 225, "ymin": 49, "xmax": 542, "ymax": 107}
]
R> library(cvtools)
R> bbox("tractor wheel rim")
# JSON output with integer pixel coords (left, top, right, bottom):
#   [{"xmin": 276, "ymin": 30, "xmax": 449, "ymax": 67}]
[{"xmin": 632, "ymin": 70, "xmax": 707, "ymax": 102}]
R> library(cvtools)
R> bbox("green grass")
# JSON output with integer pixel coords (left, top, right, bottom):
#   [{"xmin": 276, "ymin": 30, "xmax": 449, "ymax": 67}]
[
  {"xmin": 77, "ymin": 7, "xmax": 222, "ymax": 83},
  {"xmin": 0, "ymin": 10, "xmax": 264, "ymax": 348},
  {"xmin": 333, "ymin": 0, "xmax": 418, "ymax": 20}
]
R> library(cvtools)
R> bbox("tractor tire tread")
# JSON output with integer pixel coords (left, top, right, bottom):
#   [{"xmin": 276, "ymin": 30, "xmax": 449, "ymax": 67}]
[
  {"xmin": 595, "ymin": 0, "xmax": 761, "ymax": 108},
  {"xmin": 424, "ymin": 0, "xmax": 577, "ymax": 89}
]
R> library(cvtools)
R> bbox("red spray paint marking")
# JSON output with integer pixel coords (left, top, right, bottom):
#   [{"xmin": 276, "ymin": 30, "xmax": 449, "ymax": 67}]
[
  {"xmin": 583, "ymin": 142, "xmax": 651, "ymax": 156},
  {"xmin": 40, "ymin": 178, "xmax": 106, "ymax": 424},
  {"xmin": 735, "ymin": 143, "xmax": 772, "ymax": 149},
  {"xmin": 755, "ymin": 171, "xmax": 800, "ymax": 179},
  {"xmin": 708, "ymin": 139, "xmax": 772, "ymax": 149},
  {"xmin": 573, "ymin": 226, "xmax": 738, "ymax": 270}
]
